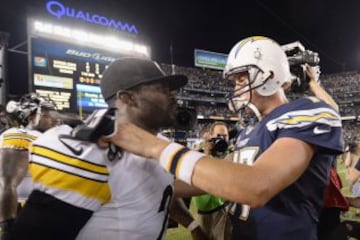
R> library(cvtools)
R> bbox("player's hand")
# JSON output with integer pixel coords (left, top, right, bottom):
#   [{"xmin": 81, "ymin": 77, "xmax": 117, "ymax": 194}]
[
  {"xmin": 100, "ymin": 122, "xmax": 169, "ymax": 160},
  {"xmin": 190, "ymin": 227, "xmax": 210, "ymax": 240}
]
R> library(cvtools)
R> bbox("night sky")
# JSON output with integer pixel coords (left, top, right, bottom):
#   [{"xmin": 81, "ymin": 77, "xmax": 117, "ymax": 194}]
[{"xmin": 1, "ymin": 0, "xmax": 360, "ymax": 96}]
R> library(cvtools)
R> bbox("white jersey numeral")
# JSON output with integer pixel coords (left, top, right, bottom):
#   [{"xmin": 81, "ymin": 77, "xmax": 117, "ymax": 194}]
[
  {"xmin": 156, "ymin": 185, "xmax": 173, "ymax": 240},
  {"xmin": 231, "ymin": 147, "xmax": 259, "ymax": 220}
]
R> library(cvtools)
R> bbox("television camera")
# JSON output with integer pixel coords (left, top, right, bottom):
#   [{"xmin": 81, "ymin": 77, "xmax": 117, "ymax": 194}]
[{"xmin": 281, "ymin": 41, "xmax": 320, "ymax": 93}]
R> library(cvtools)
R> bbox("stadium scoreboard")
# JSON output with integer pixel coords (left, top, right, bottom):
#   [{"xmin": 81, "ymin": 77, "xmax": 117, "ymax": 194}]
[{"xmin": 29, "ymin": 37, "xmax": 124, "ymax": 113}]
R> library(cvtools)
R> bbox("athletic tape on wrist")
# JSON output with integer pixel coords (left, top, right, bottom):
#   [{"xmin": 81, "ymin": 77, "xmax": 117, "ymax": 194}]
[
  {"xmin": 187, "ymin": 220, "xmax": 200, "ymax": 232},
  {"xmin": 159, "ymin": 142, "xmax": 205, "ymax": 185}
]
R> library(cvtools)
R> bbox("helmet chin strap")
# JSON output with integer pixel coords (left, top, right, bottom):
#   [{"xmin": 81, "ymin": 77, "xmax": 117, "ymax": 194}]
[
  {"xmin": 246, "ymin": 102, "xmax": 262, "ymax": 121},
  {"xmin": 27, "ymin": 108, "xmax": 41, "ymax": 130},
  {"xmin": 236, "ymin": 98, "xmax": 262, "ymax": 123},
  {"xmin": 237, "ymin": 69, "xmax": 273, "ymax": 121}
]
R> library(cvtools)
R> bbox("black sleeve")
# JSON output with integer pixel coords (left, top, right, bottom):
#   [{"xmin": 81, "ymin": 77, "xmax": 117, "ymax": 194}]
[{"xmin": 12, "ymin": 190, "xmax": 92, "ymax": 240}]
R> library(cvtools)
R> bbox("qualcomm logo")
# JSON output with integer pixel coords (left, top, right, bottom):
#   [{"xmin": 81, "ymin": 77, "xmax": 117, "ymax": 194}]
[{"xmin": 46, "ymin": 1, "xmax": 139, "ymax": 34}]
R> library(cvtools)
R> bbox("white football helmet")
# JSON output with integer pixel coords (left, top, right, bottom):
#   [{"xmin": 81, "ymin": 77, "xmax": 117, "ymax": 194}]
[{"xmin": 223, "ymin": 36, "xmax": 291, "ymax": 113}]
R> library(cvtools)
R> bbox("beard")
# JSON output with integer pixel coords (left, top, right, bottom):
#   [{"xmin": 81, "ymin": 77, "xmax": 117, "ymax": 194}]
[{"xmin": 137, "ymin": 97, "xmax": 177, "ymax": 130}]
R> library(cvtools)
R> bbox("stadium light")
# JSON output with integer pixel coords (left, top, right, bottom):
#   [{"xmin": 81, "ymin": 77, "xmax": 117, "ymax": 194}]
[{"xmin": 31, "ymin": 20, "xmax": 150, "ymax": 58}]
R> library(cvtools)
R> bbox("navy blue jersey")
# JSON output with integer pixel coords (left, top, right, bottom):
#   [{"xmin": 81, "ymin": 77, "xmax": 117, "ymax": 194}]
[{"xmin": 230, "ymin": 97, "xmax": 344, "ymax": 240}]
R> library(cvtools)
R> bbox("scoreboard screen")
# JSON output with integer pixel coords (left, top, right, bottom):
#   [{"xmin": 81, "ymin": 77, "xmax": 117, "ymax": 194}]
[{"xmin": 29, "ymin": 37, "xmax": 125, "ymax": 113}]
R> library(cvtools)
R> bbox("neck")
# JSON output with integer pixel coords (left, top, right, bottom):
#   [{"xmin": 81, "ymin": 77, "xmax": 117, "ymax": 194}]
[
  {"xmin": 117, "ymin": 108, "xmax": 158, "ymax": 135},
  {"xmin": 260, "ymin": 91, "xmax": 289, "ymax": 117},
  {"xmin": 136, "ymin": 122, "xmax": 158, "ymax": 135}
]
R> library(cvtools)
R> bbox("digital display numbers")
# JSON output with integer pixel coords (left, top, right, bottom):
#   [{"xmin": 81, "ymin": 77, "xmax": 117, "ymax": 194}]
[{"xmin": 30, "ymin": 37, "xmax": 124, "ymax": 113}]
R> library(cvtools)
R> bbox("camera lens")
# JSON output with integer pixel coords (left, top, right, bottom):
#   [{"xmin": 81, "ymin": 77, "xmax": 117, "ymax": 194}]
[{"xmin": 212, "ymin": 138, "xmax": 228, "ymax": 153}]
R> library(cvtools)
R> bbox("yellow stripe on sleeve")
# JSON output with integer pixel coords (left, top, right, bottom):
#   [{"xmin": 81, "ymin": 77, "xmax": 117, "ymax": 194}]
[
  {"xmin": 29, "ymin": 163, "xmax": 111, "ymax": 204},
  {"xmin": 279, "ymin": 112, "xmax": 338, "ymax": 125},
  {"xmin": 31, "ymin": 145, "xmax": 109, "ymax": 175}
]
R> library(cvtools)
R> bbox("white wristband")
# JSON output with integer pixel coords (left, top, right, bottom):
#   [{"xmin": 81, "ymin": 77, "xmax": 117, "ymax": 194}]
[
  {"xmin": 159, "ymin": 142, "xmax": 205, "ymax": 185},
  {"xmin": 187, "ymin": 220, "xmax": 200, "ymax": 232}
]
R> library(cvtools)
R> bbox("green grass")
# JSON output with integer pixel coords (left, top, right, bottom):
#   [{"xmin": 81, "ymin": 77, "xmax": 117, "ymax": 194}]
[
  {"xmin": 165, "ymin": 201, "xmax": 195, "ymax": 240},
  {"xmin": 165, "ymin": 225, "xmax": 191, "ymax": 240}
]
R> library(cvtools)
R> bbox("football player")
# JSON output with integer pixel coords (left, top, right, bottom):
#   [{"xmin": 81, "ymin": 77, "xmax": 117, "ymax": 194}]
[
  {"xmin": 104, "ymin": 36, "xmax": 344, "ymax": 240},
  {"xmin": 13, "ymin": 58, "xmax": 203, "ymax": 240},
  {"xmin": 0, "ymin": 93, "xmax": 58, "ymax": 239},
  {"xmin": 76, "ymin": 58, "xmax": 203, "ymax": 240},
  {"xmin": 12, "ymin": 109, "xmax": 112, "ymax": 240}
]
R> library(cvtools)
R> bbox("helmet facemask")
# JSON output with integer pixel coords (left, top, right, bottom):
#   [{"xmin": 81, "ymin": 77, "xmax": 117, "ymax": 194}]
[{"xmin": 226, "ymin": 66, "xmax": 273, "ymax": 117}]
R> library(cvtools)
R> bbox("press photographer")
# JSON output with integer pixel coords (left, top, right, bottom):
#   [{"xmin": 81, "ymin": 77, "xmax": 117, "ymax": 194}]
[
  {"xmin": 190, "ymin": 121, "xmax": 233, "ymax": 240},
  {"xmin": 204, "ymin": 121, "xmax": 230, "ymax": 158}
]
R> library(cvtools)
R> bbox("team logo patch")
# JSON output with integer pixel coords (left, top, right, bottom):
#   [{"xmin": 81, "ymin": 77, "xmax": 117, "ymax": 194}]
[{"xmin": 266, "ymin": 107, "xmax": 341, "ymax": 131}]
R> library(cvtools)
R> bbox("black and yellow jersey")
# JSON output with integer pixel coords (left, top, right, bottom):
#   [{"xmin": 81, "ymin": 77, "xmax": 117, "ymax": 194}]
[
  {"xmin": 0, "ymin": 127, "xmax": 41, "ymax": 150},
  {"xmin": 0, "ymin": 127, "xmax": 42, "ymax": 202},
  {"xmin": 29, "ymin": 124, "xmax": 111, "ymax": 211}
]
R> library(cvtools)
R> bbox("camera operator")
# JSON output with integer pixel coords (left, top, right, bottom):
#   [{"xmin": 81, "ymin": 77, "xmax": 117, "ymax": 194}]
[{"xmin": 193, "ymin": 122, "xmax": 232, "ymax": 240}]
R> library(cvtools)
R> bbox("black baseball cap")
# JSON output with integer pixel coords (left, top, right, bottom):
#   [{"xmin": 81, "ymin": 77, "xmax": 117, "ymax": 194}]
[{"xmin": 100, "ymin": 57, "xmax": 188, "ymax": 101}]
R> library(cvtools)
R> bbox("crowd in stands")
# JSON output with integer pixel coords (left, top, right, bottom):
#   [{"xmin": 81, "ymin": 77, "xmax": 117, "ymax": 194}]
[
  {"xmin": 161, "ymin": 63, "xmax": 233, "ymax": 93},
  {"xmin": 321, "ymin": 71, "xmax": 360, "ymax": 116},
  {"xmin": 3, "ymin": 63, "xmax": 360, "ymax": 142},
  {"xmin": 161, "ymin": 63, "xmax": 360, "ymax": 143}
]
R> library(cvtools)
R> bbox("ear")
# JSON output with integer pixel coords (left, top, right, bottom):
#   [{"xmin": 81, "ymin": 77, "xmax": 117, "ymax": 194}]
[{"xmin": 117, "ymin": 91, "xmax": 137, "ymax": 107}]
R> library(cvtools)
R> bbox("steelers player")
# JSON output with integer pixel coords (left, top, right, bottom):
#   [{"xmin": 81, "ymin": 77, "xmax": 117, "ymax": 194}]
[
  {"xmin": 76, "ymin": 58, "xmax": 191, "ymax": 240},
  {"xmin": 13, "ymin": 58, "xmax": 198, "ymax": 240},
  {"xmin": 0, "ymin": 93, "xmax": 58, "ymax": 239},
  {"xmin": 104, "ymin": 37, "xmax": 344, "ymax": 240}
]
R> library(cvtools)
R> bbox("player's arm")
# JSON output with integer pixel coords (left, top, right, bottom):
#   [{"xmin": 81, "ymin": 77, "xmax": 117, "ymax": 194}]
[
  {"xmin": 192, "ymin": 137, "xmax": 314, "ymax": 207},
  {"xmin": 106, "ymin": 123, "xmax": 314, "ymax": 207},
  {"xmin": 168, "ymin": 198, "xmax": 209, "ymax": 240},
  {"xmin": 0, "ymin": 148, "xmax": 28, "ymax": 239},
  {"xmin": 0, "ymin": 148, "xmax": 28, "ymax": 221},
  {"xmin": 306, "ymin": 65, "xmax": 339, "ymax": 112},
  {"xmin": 174, "ymin": 180, "xmax": 205, "ymax": 198}
]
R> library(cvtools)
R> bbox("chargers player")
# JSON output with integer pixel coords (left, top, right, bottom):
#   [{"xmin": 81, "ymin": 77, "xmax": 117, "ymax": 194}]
[
  {"xmin": 0, "ymin": 93, "xmax": 58, "ymax": 239},
  {"xmin": 104, "ymin": 36, "xmax": 344, "ymax": 240}
]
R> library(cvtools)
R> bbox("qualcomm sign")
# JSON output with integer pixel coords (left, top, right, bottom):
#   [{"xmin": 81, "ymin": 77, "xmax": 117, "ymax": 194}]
[{"xmin": 46, "ymin": 1, "xmax": 138, "ymax": 34}]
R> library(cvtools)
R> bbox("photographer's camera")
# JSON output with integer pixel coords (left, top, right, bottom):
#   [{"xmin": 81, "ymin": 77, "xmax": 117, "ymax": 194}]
[{"xmin": 209, "ymin": 135, "xmax": 229, "ymax": 156}]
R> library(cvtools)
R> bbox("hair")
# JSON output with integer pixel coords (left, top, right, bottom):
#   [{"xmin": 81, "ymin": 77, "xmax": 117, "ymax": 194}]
[{"xmin": 209, "ymin": 121, "xmax": 228, "ymax": 134}]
